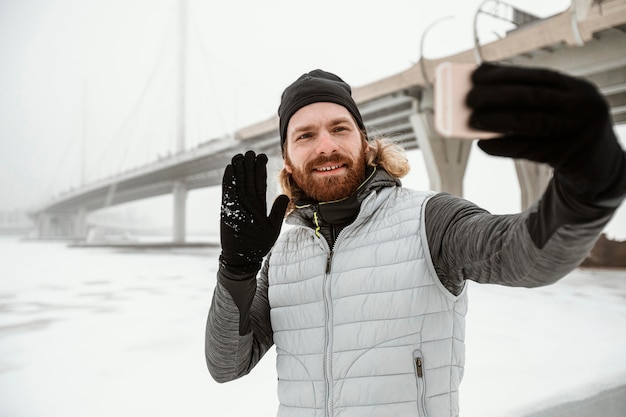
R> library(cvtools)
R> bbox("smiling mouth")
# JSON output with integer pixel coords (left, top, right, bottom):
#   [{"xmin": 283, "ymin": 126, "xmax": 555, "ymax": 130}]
[{"xmin": 314, "ymin": 164, "xmax": 345, "ymax": 172}]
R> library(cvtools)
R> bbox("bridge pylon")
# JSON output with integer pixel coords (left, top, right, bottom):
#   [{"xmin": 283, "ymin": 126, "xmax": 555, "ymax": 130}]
[
  {"xmin": 31, "ymin": 207, "xmax": 88, "ymax": 241},
  {"xmin": 514, "ymin": 160, "xmax": 552, "ymax": 210},
  {"xmin": 410, "ymin": 86, "xmax": 472, "ymax": 197},
  {"xmin": 173, "ymin": 180, "xmax": 187, "ymax": 243}
]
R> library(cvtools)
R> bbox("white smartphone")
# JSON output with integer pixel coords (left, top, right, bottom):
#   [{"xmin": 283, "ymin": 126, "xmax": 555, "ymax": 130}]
[{"xmin": 434, "ymin": 62, "xmax": 501, "ymax": 140}]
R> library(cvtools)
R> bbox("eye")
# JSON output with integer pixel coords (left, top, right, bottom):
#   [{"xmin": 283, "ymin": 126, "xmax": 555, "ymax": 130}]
[{"xmin": 296, "ymin": 132, "xmax": 312, "ymax": 140}]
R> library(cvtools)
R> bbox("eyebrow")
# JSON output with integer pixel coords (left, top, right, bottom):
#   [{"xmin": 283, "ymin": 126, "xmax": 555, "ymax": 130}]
[{"xmin": 290, "ymin": 116, "xmax": 354, "ymax": 136}]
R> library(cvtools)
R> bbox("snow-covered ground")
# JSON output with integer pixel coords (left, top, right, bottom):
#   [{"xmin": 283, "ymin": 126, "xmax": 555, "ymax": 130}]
[
  {"xmin": 1, "ymin": 237, "xmax": 625, "ymax": 417},
  {"xmin": 462, "ymin": 268, "xmax": 626, "ymax": 416}
]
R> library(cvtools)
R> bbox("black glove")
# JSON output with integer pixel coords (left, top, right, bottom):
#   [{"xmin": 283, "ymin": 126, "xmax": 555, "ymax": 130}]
[
  {"xmin": 220, "ymin": 150, "xmax": 289, "ymax": 274},
  {"xmin": 467, "ymin": 63, "xmax": 625, "ymax": 203}
]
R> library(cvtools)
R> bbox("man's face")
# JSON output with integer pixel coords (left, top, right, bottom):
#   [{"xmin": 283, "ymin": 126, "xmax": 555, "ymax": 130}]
[{"xmin": 284, "ymin": 102, "xmax": 367, "ymax": 202}]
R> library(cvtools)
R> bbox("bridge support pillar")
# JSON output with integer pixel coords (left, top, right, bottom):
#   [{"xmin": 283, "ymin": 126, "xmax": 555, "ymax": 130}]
[
  {"xmin": 409, "ymin": 88, "xmax": 472, "ymax": 196},
  {"xmin": 514, "ymin": 159, "xmax": 552, "ymax": 210},
  {"xmin": 33, "ymin": 212, "xmax": 75, "ymax": 239},
  {"xmin": 173, "ymin": 180, "xmax": 187, "ymax": 243},
  {"xmin": 73, "ymin": 205, "xmax": 88, "ymax": 240},
  {"xmin": 35, "ymin": 213, "xmax": 52, "ymax": 238}
]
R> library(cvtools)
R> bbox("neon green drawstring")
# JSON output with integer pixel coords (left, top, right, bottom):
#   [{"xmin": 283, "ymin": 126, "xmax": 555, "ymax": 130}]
[{"xmin": 313, "ymin": 211, "xmax": 321, "ymax": 238}]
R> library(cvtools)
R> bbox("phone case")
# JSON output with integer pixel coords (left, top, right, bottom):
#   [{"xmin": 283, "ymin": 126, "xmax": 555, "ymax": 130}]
[{"xmin": 434, "ymin": 62, "xmax": 501, "ymax": 140}]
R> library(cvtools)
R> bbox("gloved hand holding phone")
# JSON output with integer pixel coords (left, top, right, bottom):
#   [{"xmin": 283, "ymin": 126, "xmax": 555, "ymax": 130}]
[{"xmin": 467, "ymin": 63, "xmax": 625, "ymax": 204}]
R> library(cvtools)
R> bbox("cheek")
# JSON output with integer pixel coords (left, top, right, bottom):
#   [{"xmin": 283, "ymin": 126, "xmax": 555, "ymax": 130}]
[{"xmin": 284, "ymin": 147, "xmax": 306, "ymax": 173}]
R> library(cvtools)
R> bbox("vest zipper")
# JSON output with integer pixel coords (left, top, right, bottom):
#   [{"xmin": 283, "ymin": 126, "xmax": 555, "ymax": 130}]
[
  {"xmin": 326, "ymin": 250, "xmax": 333, "ymax": 274},
  {"xmin": 323, "ymin": 250, "xmax": 334, "ymax": 417},
  {"xmin": 317, "ymin": 197, "xmax": 371, "ymax": 417},
  {"xmin": 413, "ymin": 350, "xmax": 428, "ymax": 417}
]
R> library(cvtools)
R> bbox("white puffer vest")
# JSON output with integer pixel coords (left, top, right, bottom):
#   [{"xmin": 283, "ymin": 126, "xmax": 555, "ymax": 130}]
[{"xmin": 268, "ymin": 186, "xmax": 468, "ymax": 417}]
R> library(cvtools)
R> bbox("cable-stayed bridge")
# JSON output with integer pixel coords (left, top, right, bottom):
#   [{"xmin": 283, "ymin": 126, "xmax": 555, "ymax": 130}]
[{"xmin": 30, "ymin": 0, "xmax": 626, "ymax": 242}]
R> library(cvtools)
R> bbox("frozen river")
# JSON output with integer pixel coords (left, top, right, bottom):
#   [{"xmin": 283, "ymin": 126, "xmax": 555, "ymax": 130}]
[{"xmin": 1, "ymin": 236, "xmax": 625, "ymax": 417}]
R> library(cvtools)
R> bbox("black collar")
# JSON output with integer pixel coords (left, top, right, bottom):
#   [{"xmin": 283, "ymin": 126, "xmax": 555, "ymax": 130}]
[{"xmin": 294, "ymin": 166, "xmax": 398, "ymax": 225}]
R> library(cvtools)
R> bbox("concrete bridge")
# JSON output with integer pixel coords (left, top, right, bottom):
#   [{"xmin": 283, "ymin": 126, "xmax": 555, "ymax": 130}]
[{"xmin": 31, "ymin": 0, "xmax": 626, "ymax": 242}]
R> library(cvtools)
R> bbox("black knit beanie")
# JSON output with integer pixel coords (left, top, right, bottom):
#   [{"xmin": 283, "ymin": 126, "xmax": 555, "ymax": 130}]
[{"xmin": 277, "ymin": 69, "xmax": 366, "ymax": 153}]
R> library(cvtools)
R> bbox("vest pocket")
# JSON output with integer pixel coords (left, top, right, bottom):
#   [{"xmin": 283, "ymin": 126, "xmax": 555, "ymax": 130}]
[{"xmin": 413, "ymin": 350, "xmax": 428, "ymax": 417}]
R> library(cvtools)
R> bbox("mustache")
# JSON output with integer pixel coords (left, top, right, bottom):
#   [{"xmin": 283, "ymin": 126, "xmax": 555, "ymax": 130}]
[{"xmin": 305, "ymin": 153, "xmax": 350, "ymax": 171}]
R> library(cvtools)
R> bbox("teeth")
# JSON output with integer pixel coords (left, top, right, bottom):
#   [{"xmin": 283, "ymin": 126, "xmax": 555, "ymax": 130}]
[{"xmin": 317, "ymin": 165, "xmax": 342, "ymax": 172}]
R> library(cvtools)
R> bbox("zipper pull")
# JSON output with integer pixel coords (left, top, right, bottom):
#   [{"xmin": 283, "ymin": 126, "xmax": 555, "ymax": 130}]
[
  {"xmin": 326, "ymin": 251, "xmax": 333, "ymax": 274},
  {"xmin": 415, "ymin": 357, "xmax": 423, "ymax": 378}
]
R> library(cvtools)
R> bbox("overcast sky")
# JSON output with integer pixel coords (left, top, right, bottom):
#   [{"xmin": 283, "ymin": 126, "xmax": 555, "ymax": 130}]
[{"xmin": 0, "ymin": 0, "xmax": 600, "ymax": 212}]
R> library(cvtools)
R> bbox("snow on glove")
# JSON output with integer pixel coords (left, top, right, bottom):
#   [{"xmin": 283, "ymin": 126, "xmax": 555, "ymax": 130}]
[
  {"xmin": 467, "ymin": 63, "xmax": 625, "ymax": 203},
  {"xmin": 220, "ymin": 150, "xmax": 289, "ymax": 274}
]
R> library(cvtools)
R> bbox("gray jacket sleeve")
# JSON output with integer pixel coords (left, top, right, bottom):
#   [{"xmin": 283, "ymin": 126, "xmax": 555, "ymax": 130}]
[
  {"xmin": 205, "ymin": 258, "xmax": 273, "ymax": 383},
  {"xmin": 425, "ymin": 175, "xmax": 623, "ymax": 296}
]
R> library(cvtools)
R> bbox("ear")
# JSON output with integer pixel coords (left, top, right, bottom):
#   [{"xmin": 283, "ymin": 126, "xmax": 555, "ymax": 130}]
[
  {"xmin": 363, "ymin": 138, "xmax": 373, "ymax": 153},
  {"xmin": 283, "ymin": 160, "xmax": 293, "ymax": 174}
]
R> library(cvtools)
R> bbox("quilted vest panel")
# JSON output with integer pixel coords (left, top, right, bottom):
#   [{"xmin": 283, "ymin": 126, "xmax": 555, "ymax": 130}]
[{"xmin": 268, "ymin": 187, "xmax": 468, "ymax": 417}]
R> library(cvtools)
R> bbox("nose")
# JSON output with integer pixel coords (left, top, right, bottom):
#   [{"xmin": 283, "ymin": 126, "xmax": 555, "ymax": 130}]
[{"xmin": 315, "ymin": 129, "xmax": 337, "ymax": 154}]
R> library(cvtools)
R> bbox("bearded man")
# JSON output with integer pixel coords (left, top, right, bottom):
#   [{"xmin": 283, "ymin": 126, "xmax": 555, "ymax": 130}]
[{"xmin": 205, "ymin": 67, "xmax": 625, "ymax": 417}]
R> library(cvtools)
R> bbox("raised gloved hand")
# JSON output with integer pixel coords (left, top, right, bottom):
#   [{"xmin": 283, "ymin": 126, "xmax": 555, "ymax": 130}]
[
  {"xmin": 467, "ymin": 63, "xmax": 625, "ymax": 203},
  {"xmin": 220, "ymin": 150, "xmax": 289, "ymax": 274}
]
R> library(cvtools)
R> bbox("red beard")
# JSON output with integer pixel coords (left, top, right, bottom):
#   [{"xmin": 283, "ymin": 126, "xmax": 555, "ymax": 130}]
[{"xmin": 287, "ymin": 151, "xmax": 366, "ymax": 202}]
